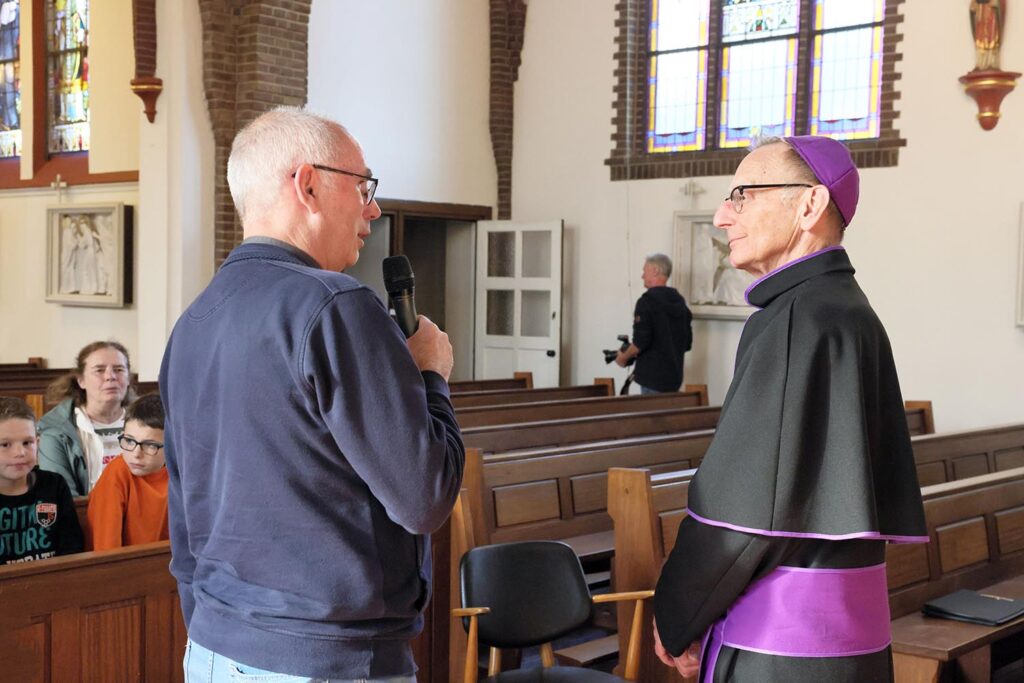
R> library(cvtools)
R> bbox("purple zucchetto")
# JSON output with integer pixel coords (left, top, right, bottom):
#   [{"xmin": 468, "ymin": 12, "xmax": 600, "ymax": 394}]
[{"xmin": 783, "ymin": 135, "xmax": 860, "ymax": 227}]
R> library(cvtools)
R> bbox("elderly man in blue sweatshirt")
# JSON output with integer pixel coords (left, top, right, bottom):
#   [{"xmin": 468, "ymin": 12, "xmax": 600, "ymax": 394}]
[{"xmin": 160, "ymin": 107, "xmax": 465, "ymax": 683}]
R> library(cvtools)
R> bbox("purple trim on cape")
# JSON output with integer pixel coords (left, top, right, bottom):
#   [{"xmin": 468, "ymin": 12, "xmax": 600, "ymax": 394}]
[
  {"xmin": 700, "ymin": 621, "xmax": 724, "ymax": 683},
  {"xmin": 719, "ymin": 563, "xmax": 891, "ymax": 658},
  {"xmin": 687, "ymin": 508, "xmax": 929, "ymax": 544},
  {"xmin": 743, "ymin": 245, "xmax": 847, "ymax": 306}
]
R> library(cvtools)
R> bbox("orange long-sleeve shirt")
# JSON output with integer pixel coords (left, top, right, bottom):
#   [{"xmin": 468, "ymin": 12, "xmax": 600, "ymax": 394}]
[{"xmin": 87, "ymin": 456, "xmax": 169, "ymax": 551}]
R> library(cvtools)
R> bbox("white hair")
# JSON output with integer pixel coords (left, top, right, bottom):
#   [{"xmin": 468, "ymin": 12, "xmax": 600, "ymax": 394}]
[{"xmin": 226, "ymin": 106, "xmax": 349, "ymax": 223}]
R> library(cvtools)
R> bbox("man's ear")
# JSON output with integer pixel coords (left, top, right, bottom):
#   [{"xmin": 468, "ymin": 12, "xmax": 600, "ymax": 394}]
[
  {"xmin": 292, "ymin": 164, "xmax": 320, "ymax": 214},
  {"xmin": 797, "ymin": 185, "xmax": 831, "ymax": 233}
]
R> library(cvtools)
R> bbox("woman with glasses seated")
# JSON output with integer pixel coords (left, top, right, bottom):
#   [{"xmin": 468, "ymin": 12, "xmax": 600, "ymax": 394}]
[
  {"xmin": 38, "ymin": 341, "xmax": 135, "ymax": 496},
  {"xmin": 87, "ymin": 394, "xmax": 167, "ymax": 551}
]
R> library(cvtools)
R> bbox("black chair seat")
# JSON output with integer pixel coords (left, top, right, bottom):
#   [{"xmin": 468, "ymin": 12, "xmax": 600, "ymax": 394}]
[{"xmin": 484, "ymin": 667, "xmax": 624, "ymax": 682}]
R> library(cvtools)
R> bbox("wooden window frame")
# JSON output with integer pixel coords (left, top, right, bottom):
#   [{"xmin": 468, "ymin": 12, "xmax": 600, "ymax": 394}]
[
  {"xmin": 0, "ymin": 0, "xmax": 136, "ymax": 190},
  {"xmin": 606, "ymin": 0, "xmax": 906, "ymax": 181}
]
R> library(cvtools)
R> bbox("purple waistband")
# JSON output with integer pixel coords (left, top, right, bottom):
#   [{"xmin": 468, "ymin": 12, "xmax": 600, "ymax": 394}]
[
  {"xmin": 701, "ymin": 563, "xmax": 891, "ymax": 678},
  {"xmin": 687, "ymin": 508, "xmax": 930, "ymax": 544}
]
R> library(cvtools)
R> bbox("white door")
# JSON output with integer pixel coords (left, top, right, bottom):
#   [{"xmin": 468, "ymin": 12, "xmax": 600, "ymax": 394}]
[{"xmin": 474, "ymin": 220, "xmax": 563, "ymax": 387}]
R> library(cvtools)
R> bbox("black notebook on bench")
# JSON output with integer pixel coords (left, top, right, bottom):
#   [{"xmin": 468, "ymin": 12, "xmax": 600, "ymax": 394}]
[{"xmin": 922, "ymin": 589, "xmax": 1024, "ymax": 627}]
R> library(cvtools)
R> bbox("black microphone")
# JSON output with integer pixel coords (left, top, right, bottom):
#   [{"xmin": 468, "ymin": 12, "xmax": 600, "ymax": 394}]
[{"xmin": 382, "ymin": 255, "xmax": 419, "ymax": 337}]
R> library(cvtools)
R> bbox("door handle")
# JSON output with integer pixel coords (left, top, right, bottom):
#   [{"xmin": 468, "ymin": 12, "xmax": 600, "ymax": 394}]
[{"xmin": 546, "ymin": 350, "xmax": 556, "ymax": 358}]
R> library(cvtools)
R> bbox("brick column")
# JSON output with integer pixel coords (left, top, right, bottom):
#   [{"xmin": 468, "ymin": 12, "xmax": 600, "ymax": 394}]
[
  {"xmin": 197, "ymin": 0, "xmax": 312, "ymax": 267},
  {"xmin": 490, "ymin": 0, "xmax": 527, "ymax": 220}
]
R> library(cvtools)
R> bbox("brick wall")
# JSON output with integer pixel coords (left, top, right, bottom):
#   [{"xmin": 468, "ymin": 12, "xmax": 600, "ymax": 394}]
[
  {"xmin": 606, "ymin": 0, "xmax": 906, "ymax": 181},
  {"xmin": 490, "ymin": 0, "xmax": 527, "ymax": 220},
  {"xmin": 197, "ymin": 0, "xmax": 313, "ymax": 266}
]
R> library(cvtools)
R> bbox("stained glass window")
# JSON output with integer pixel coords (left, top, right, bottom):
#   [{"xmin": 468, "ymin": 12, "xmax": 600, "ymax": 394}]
[
  {"xmin": 719, "ymin": 0, "xmax": 798, "ymax": 148},
  {"xmin": 47, "ymin": 0, "xmax": 89, "ymax": 154},
  {"xmin": 646, "ymin": 0, "xmax": 886, "ymax": 154},
  {"xmin": 647, "ymin": 0, "xmax": 711, "ymax": 153},
  {"xmin": 809, "ymin": 0, "xmax": 885, "ymax": 139},
  {"xmin": 0, "ymin": 0, "xmax": 20, "ymax": 158}
]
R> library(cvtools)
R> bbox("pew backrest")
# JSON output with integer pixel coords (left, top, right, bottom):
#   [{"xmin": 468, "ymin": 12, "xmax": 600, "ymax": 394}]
[
  {"xmin": 452, "ymin": 383, "xmax": 613, "ymax": 408},
  {"xmin": 455, "ymin": 388, "xmax": 706, "ymax": 428},
  {"xmin": 449, "ymin": 372, "xmax": 533, "ymax": 393},
  {"xmin": 910, "ymin": 423, "xmax": 1024, "ymax": 486},
  {"xmin": 0, "ymin": 542, "xmax": 186, "ymax": 682}
]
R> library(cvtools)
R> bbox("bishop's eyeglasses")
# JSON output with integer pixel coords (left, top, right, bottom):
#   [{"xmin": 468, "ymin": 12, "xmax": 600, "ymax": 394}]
[{"xmin": 725, "ymin": 184, "xmax": 812, "ymax": 213}]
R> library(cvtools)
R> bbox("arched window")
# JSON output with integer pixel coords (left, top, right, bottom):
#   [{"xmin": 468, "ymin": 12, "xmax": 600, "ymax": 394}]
[
  {"xmin": 608, "ymin": 0, "xmax": 905, "ymax": 180},
  {"xmin": 47, "ymin": 0, "xmax": 89, "ymax": 153},
  {"xmin": 0, "ymin": 0, "xmax": 21, "ymax": 158}
]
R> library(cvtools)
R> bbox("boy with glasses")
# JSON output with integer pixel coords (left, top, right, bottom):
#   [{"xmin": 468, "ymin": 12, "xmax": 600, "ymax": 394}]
[{"xmin": 87, "ymin": 394, "xmax": 168, "ymax": 551}]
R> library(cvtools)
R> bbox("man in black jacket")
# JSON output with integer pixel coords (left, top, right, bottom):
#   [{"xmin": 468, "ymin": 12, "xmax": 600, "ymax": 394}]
[{"xmin": 616, "ymin": 253, "xmax": 693, "ymax": 393}]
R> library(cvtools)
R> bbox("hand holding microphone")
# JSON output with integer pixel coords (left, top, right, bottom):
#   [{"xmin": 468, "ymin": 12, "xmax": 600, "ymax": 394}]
[{"xmin": 383, "ymin": 255, "xmax": 454, "ymax": 381}]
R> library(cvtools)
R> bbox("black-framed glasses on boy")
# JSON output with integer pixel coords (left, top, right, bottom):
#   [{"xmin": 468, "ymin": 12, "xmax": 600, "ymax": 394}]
[
  {"xmin": 292, "ymin": 164, "xmax": 379, "ymax": 205},
  {"xmin": 725, "ymin": 184, "xmax": 813, "ymax": 213},
  {"xmin": 119, "ymin": 435, "xmax": 164, "ymax": 456}
]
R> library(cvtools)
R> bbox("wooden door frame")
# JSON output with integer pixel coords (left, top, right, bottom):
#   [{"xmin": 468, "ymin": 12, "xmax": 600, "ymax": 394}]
[{"xmin": 376, "ymin": 199, "xmax": 493, "ymax": 255}]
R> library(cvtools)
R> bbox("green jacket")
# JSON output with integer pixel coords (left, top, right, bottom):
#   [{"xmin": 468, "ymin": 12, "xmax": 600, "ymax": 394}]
[{"xmin": 37, "ymin": 398, "xmax": 89, "ymax": 497}]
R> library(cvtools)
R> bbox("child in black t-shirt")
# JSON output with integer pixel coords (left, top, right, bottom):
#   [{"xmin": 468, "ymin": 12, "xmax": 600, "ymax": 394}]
[{"xmin": 0, "ymin": 397, "xmax": 84, "ymax": 564}]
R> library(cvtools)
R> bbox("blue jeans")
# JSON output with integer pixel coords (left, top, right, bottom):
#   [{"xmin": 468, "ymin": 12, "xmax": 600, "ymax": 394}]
[
  {"xmin": 640, "ymin": 385, "xmax": 661, "ymax": 395},
  {"xmin": 184, "ymin": 638, "xmax": 417, "ymax": 683}
]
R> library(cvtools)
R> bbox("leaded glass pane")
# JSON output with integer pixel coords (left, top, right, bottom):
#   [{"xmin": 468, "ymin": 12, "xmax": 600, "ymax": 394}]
[
  {"xmin": 47, "ymin": 0, "xmax": 89, "ymax": 154},
  {"xmin": 719, "ymin": 39, "xmax": 796, "ymax": 148},
  {"xmin": 648, "ymin": 50, "xmax": 707, "ymax": 152},
  {"xmin": 0, "ymin": 0, "xmax": 20, "ymax": 158},
  {"xmin": 722, "ymin": 0, "xmax": 799, "ymax": 44},
  {"xmin": 815, "ymin": 0, "xmax": 884, "ymax": 31},
  {"xmin": 810, "ymin": 27, "xmax": 881, "ymax": 139},
  {"xmin": 651, "ymin": 0, "xmax": 710, "ymax": 52}
]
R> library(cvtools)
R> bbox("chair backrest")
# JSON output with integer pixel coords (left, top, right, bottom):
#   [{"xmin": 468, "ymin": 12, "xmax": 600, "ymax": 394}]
[{"xmin": 460, "ymin": 541, "xmax": 592, "ymax": 649}]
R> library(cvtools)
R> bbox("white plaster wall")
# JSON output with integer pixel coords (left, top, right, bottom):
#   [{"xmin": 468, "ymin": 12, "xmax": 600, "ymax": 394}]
[
  {"xmin": 513, "ymin": 0, "xmax": 1024, "ymax": 429},
  {"xmin": 0, "ymin": 183, "xmax": 140, "ymax": 366},
  {"xmin": 307, "ymin": 0, "xmax": 496, "ymax": 206},
  {"xmin": 90, "ymin": 0, "xmax": 140, "ymax": 174}
]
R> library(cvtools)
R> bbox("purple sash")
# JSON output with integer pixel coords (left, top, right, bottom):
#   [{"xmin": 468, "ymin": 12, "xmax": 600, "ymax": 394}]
[{"xmin": 701, "ymin": 563, "xmax": 891, "ymax": 682}]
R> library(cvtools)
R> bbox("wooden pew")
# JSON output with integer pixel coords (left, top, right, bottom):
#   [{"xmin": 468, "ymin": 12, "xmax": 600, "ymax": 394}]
[
  {"xmin": 462, "ymin": 406, "xmax": 723, "ymax": 454},
  {"xmin": 0, "ymin": 357, "xmax": 47, "ymax": 369},
  {"xmin": 0, "ymin": 542, "xmax": 187, "ymax": 683},
  {"xmin": 452, "ymin": 383, "xmax": 612, "ymax": 409},
  {"xmin": 455, "ymin": 388, "xmax": 707, "ymax": 428},
  {"xmin": 450, "ymin": 372, "xmax": 533, "ymax": 393},
  {"xmin": 911, "ymin": 423, "xmax": 1024, "ymax": 486},
  {"xmin": 608, "ymin": 463, "xmax": 1024, "ymax": 683}
]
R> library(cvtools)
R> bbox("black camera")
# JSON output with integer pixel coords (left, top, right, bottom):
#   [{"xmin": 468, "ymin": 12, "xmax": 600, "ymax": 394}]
[{"xmin": 603, "ymin": 334, "xmax": 634, "ymax": 365}]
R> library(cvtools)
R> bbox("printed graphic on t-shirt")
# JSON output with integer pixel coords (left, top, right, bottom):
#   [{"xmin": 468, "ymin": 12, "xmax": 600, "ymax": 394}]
[{"xmin": 0, "ymin": 502, "xmax": 57, "ymax": 564}]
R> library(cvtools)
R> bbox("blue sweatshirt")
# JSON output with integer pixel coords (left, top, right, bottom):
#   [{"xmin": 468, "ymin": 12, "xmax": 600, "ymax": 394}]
[{"xmin": 159, "ymin": 241, "xmax": 465, "ymax": 679}]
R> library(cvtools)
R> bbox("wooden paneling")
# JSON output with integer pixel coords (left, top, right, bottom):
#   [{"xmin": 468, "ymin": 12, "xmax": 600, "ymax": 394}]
[
  {"xmin": 915, "ymin": 461, "xmax": 948, "ymax": 488},
  {"xmin": 493, "ymin": 481, "xmax": 560, "ymax": 527},
  {"xmin": 570, "ymin": 473, "xmax": 607, "ymax": 515},
  {"xmin": 886, "ymin": 542, "xmax": 930, "ymax": 590},
  {"xmin": 0, "ymin": 543, "xmax": 185, "ymax": 683},
  {"xmin": 81, "ymin": 600, "xmax": 144, "ymax": 681},
  {"xmin": 952, "ymin": 454, "xmax": 991, "ymax": 480},
  {"xmin": 937, "ymin": 517, "xmax": 990, "ymax": 573},
  {"xmin": 995, "ymin": 447, "xmax": 1024, "ymax": 471},
  {"xmin": 995, "ymin": 505, "xmax": 1024, "ymax": 555}
]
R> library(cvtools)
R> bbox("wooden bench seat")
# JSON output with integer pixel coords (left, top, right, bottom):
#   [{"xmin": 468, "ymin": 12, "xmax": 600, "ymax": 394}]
[{"xmin": 452, "ymin": 382, "xmax": 613, "ymax": 409}]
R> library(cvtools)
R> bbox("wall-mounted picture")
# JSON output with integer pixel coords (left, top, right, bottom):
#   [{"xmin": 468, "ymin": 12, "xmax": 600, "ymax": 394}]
[
  {"xmin": 673, "ymin": 210, "xmax": 756, "ymax": 320},
  {"xmin": 46, "ymin": 203, "xmax": 133, "ymax": 307}
]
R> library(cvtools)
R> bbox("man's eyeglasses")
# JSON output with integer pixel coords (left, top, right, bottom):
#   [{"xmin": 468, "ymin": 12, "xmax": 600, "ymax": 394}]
[
  {"xmin": 119, "ymin": 435, "xmax": 164, "ymax": 456},
  {"xmin": 295, "ymin": 164, "xmax": 379, "ymax": 205},
  {"xmin": 725, "ymin": 184, "xmax": 813, "ymax": 213}
]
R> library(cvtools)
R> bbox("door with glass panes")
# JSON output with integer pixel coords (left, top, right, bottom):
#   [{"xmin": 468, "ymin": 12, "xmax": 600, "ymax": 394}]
[{"xmin": 474, "ymin": 220, "xmax": 563, "ymax": 387}]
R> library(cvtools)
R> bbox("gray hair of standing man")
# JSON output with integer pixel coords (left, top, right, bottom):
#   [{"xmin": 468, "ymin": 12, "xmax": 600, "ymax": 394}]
[
  {"xmin": 226, "ymin": 106, "xmax": 350, "ymax": 224},
  {"xmin": 645, "ymin": 253, "xmax": 673, "ymax": 279}
]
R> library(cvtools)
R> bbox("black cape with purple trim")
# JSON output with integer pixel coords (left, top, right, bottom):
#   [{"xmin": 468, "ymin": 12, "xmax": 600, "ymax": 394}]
[
  {"xmin": 688, "ymin": 248, "xmax": 926, "ymax": 540},
  {"xmin": 653, "ymin": 248, "xmax": 927, "ymax": 683}
]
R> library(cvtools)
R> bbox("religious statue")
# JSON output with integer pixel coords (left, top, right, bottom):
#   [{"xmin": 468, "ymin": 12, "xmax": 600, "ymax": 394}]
[{"xmin": 970, "ymin": 0, "xmax": 1005, "ymax": 71}]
